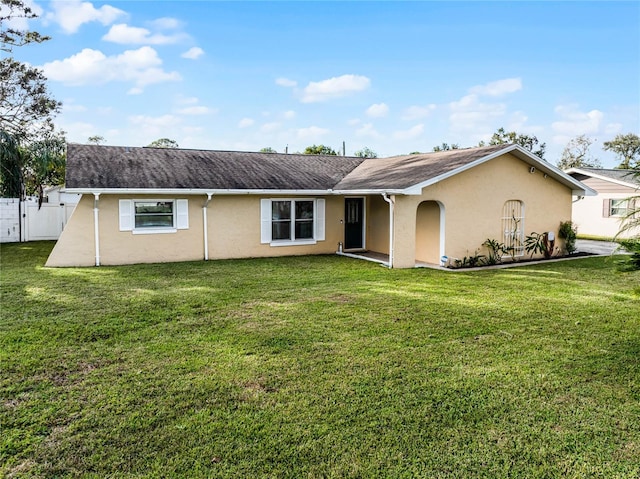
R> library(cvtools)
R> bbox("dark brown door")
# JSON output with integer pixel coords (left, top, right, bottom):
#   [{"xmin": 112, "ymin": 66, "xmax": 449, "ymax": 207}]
[{"xmin": 344, "ymin": 198, "xmax": 364, "ymax": 249}]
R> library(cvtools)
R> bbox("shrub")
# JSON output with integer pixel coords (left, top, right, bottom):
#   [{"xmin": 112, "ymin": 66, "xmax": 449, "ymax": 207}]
[{"xmin": 558, "ymin": 221, "xmax": 578, "ymax": 254}]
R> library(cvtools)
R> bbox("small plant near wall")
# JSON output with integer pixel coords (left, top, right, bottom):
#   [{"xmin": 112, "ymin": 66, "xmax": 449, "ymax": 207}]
[
  {"xmin": 525, "ymin": 232, "xmax": 549, "ymax": 258},
  {"xmin": 482, "ymin": 239, "xmax": 508, "ymax": 265},
  {"xmin": 452, "ymin": 250, "xmax": 486, "ymax": 268},
  {"xmin": 558, "ymin": 221, "xmax": 578, "ymax": 254}
]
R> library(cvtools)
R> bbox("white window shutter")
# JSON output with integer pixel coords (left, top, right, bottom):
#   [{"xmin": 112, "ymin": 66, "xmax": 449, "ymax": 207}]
[
  {"xmin": 602, "ymin": 199, "xmax": 611, "ymax": 218},
  {"xmin": 260, "ymin": 199, "xmax": 271, "ymax": 244},
  {"xmin": 315, "ymin": 198, "xmax": 325, "ymax": 241},
  {"xmin": 176, "ymin": 199, "xmax": 189, "ymax": 229},
  {"xmin": 119, "ymin": 199, "xmax": 133, "ymax": 231}
]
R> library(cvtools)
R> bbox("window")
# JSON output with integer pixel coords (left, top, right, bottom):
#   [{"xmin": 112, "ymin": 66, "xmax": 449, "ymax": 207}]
[
  {"xmin": 605, "ymin": 199, "xmax": 630, "ymax": 217},
  {"xmin": 135, "ymin": 201, "xmax": 174, "ymax": 228},
  {"xmin": 261, "ymin": 198, "xmax": 325, "ymax": 245},
  {"xmin": 119, "ymin": 199, "xmax": 189, "ymax": 233},
  {"xmin": 502, "ymin": 200, "xmax": 525, "ymax": 257}
]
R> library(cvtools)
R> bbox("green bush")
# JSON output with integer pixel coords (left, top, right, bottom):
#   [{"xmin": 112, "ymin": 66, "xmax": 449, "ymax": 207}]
[{"xmin": 558, "ymin": 221, "xmax": 578, "ymax": 254}]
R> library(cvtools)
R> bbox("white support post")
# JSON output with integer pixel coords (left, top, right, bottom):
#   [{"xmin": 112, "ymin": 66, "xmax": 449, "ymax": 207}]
[
  {"xmin": 93, "ymin": 193, "xmax": 101, "ymax": 266},
  {"xmin": 203, "ymin": 193, "xmax": 212, "ymax": 260}
]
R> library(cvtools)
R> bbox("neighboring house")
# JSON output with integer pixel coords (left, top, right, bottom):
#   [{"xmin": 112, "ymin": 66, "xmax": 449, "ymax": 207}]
[
  {"xmin": 566, "ymin": 168, "xmax": 638, "ymax": 239},
  {"xmin": 46, "ymin": 143, "xmax": 594, "ymax": 268}
]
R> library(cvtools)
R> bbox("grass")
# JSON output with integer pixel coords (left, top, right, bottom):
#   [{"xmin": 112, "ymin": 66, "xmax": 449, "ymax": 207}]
[{"xmin": 1, "ymin": 241, "xmax": 639, "ymax": 478}]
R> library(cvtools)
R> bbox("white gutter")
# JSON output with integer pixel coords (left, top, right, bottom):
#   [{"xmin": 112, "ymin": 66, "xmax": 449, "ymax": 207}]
[
  {"xmin": 203, "ymin": 193, "xmax": 212, "ymax": 260},
  {"xmin": 93, "ymin": 193, "xmax": 101, "ymax": 266},
  {"xmin": 382, "ymin": 193, "xmax": 395, "ymax": 268},
  {"xmin": 64, "ymin": 187, "xmax": 410, "ymax": 197}
]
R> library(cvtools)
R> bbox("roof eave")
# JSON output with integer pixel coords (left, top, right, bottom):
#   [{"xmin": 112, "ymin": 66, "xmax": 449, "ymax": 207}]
[
  {"xmin": 565, "ymin": 167, "xmax": 639, "ymax": 189},
  {"xmin": 400, "ymin": 144, "xmax": 598, "ymax": 196}
]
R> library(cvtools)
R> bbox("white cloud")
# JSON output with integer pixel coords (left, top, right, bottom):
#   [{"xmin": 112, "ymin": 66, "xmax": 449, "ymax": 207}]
[
  {"xmin": 62, "ymin": 99, "xmax": 87, "ymax": 113},
  {"xmin": 551, "ymin": 105, "xmax": 604, "ymax": 136},
  {"xmin": 182, "ymin": 47, "xmax": 205, "ymax": 60},
  {"xmin": 128, "ymin": 114, "xmax": 182, "ymax": 141},
  {"xmin": 356, "ymin": 123, "xmax": 382, "ymax": 139},
  {"xmin": 402, "ymin": 104, "xmax": 436, "ymax": 120},
  {"xmin": 276, "ymin": 77, "xmax": 297, "ymax": 88},
  {"xmin": 469, "ymin": 78, "xmax": 522, "ymax": 97},
  {"xmin": 260, "ymin": 122, "xmax": 281, "ymax": 133},
  {"xmin": 448, "ymin": 94, "xmax": 506, "ymax": 134},
  {"xmin": 393, "ymin": 124, "xmax": 424, "ymax": 141},
  {"xmin": 177, "ymin": 106, "xmax": 214, "ymax": 115},
  {"xmin": 103, "ymin": 23, "xmax": 186, "ymax": 45},
  {"xmin": 176, "ymin": 96, "xmax": 199, "ymax": 105},
  {"xmin": 300, "ymin": 74, "xmax": 370, "ymax": 103},
  {"xmin": 296, "ymin": 126, "xmax": 330, "ymax": 139},
  {"xmin": 238, "ymin": 118, "xmax": 255, "ymax": 128},
  {"xmin": 283, "ymin": 110, "xmax": 296, "ymax": 120},
  {"xmin": 45, "ymin": 0, "xmax": 126, "ymax": 34},
  {"xmin": 149, "ymin": 17, "xmax": 182, "ymax": 30},
  {"xmin": 42, "ymin": 47, "xmax": 181, "ymax": 91},
  {"xmin": 366, "ymin": 103, "xmax": 389, "ymax": 118},
  {"xmin": 348, "ymin": 118, "xmax": 361, "ymax": 126}
]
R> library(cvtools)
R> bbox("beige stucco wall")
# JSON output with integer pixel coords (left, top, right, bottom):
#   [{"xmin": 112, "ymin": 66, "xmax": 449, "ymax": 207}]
[
  {"xmin": 392, "ymin": 153, "xmax": 574, "ymax": 268},
  {"xmin": 415, "ymin": 201, "xmax": 441, "ymax": 264},
  {"xmin": 366, "ymin": 195, "xmax": 390, "ymax": 254},
  {"xmin": 46, "ymin": 194, "xmax": 344, "ymax": 267}
]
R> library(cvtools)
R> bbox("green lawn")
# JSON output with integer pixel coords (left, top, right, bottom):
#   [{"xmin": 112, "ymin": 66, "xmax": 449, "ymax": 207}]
[{"xmin": 1, "ymin": 242, "xmax": 639, "ymax": 478}]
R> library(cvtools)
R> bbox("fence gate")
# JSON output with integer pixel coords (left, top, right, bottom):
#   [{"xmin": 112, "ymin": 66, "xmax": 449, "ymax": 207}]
[{"xmin": 0, "ymin": 199, "xmax": 77, "ymax": 243}]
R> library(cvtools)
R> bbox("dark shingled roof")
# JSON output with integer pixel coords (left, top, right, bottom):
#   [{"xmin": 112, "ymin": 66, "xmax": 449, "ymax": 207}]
[
  {"xmin": 568, "ymin": 168, "xmax": 638, "ymax": 185},
  {"xmin": 65, "ymin": 144, "xmax": 365, "ymax": 190},
  {"xmin": 333, "ymin": 144, "xmax": 509, "ymax": 190},
  {"xmin": 67, "ymin": 143, "xmax": 559, "ymax": 193}
]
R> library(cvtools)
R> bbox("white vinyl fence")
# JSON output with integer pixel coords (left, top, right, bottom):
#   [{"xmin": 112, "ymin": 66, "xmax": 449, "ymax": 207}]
[{"xmin": 0, "ymin": 194, "xmax": 79, "ymax": 243}]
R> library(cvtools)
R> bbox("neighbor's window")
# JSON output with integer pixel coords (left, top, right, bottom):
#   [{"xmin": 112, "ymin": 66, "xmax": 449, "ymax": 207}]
[
  {"xmin": 502, "ymin": 200, "xmax": 525, "ymax": 257},
  {"xmin": 135, "ymin": 201, "xmax": 174, "ymax": 228},
  {"xmin": 609, "ymin": 199, "xmax": 629, "ymax": 217},
  {"xmin": 271, "ymin": 200, "xmax": 314, "ymax": 241}
]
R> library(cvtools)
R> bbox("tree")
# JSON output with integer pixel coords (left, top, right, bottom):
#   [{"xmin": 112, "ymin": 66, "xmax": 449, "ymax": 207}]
[
  {"xmin": 303, "ymin": 144, "xmax": 337, "ymax": 155},
  {"xmin": 87, "ymin": 135, "xmax": 105, "ymax": 145},
  {"xmin": 556, "ymin": 135, "xmax": 601, "ymax": 169},
  {"xmin": 0, "ymin": 129, "xmax": 24, "ymax": 197},
  {"xmin": 147, "ymin": 138, "xmax": 179, "ymax": 148},
  {"xmin": 354, "ymin": 147, "xmax": 378, "ymax": 158},
  {"xmin": 0, "ymin": 58, "xmax": 61, "ymax": 141},
  {"xmin": 23, "ymin": 129, "xmax": 66, "ymax": 204},
  {"xmin": 0, "ymin": 0, "xmax": 63, "ymax": 199},
  {"xmin": 260, "ymin": 147, "xmax": 277, "ymax": 153},
  {"xmin": 603, "ymin": 133, "xmax": 640, "ymax": 169},
  {"xmin": 432, "ymin": 143, "xmax": 459, "ymax": 152},
  {"xmin": 488, "ymin": 127, "xmax": 546, "ymax": 160},
  {"xmin": 1, "ymin": 0, "xmax": 50, "ymax": 52}
]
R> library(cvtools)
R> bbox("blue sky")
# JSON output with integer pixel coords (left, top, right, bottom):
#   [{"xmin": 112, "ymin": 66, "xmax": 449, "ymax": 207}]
[{"xmin": 8, "ymin": 1, "xmax": 640, "ymax": 166}]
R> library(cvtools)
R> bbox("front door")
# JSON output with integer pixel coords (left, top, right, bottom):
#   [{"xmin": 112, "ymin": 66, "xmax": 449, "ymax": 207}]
[{"xmin": 344, "ymin": 198, "xmax": 364, "ymax": 250}]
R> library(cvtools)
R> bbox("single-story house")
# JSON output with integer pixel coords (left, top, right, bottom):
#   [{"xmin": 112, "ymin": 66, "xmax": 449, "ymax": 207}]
[
  {"xmin": 46, "ymin": 143, "xmax": 595, "ymax": 268},
  {"xmin": 566, "ymin": 167, "xmax": 638, "ymax": 239}
]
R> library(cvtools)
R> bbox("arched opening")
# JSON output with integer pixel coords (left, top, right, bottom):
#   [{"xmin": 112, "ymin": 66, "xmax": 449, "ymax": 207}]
[{"xmin": 415, "ymin": 200, "xmax": 444, "ymax": 265}]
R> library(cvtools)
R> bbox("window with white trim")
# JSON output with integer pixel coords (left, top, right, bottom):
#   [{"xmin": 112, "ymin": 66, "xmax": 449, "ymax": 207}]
[
  {"xmin": 261, "ymin": 198, "xmax": 325, "ymax": 245},
  {"xmin": 502, "ymin": 200, "xmax": 525, "ymax": 257},
  {"xmin": 604, "ymin": 198, "xmax": 631, "ymax": 218},
  {"xmin": 119, "ymin": 199, "xmax": 189, "ymax": 233}
]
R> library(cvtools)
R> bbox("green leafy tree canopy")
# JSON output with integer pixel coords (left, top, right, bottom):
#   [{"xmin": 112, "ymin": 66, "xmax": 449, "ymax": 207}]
[
  {"xmin": 354, "ymin": 147, "xmax": 378, "ymax": 158},
  {"xmin": 147, "ymin": 138, "xmax": 179, "ymax": 149},
  {"xmin": 557, "ymin": 135, "xmax": 601, "ymax": 170},
  {"xmin": 603, "ymin": 133, "xmax": 640, "ymax": 169},
  {"xmin": 488, "ymin": 127, "xmax": 546, "ymax": 160},
  {"xmin": 303, "ymin": 144, "xmax": 337, "ymax": 155}
]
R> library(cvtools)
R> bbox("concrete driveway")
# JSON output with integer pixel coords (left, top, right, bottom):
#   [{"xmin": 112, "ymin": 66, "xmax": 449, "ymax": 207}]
[{"xmin": 575, "ymin": 239, "xmax": 623, "ymax": 255}]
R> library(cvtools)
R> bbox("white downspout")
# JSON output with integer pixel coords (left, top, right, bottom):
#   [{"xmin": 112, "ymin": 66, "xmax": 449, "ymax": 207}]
[
  {"xmin": 382, "ymin": 193, "xmax": 395, "ymax": 268},
  {"xmin": 93, "ymin": 193, "xmax": 101, "ymax": 266},
  {"xmin": 203, "ymin": 193, "xmax": 212, "ymax": 260}
]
